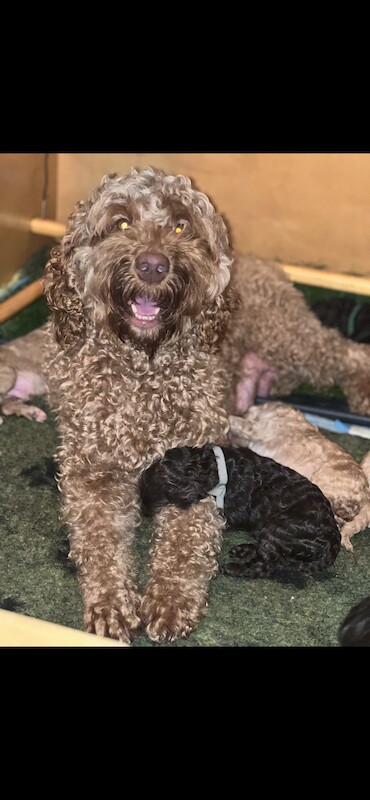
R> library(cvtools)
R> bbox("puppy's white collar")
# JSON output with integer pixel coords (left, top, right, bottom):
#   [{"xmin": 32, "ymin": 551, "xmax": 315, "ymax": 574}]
[{"xmin": 208, "ymin": 445, "xmax": 228, "ymax": 510}]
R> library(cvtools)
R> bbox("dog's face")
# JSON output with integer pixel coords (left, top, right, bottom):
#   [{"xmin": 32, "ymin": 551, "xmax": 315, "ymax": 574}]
[{"xmin": 44, "ymin": 167, "xmax": 233, "ymax": 352}]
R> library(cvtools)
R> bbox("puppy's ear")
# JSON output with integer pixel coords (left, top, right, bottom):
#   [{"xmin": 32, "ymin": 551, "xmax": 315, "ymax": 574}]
[
  {"xmin": 198, "ymin": 284, "xmax": 241, "ymax": 349},
  {"xmin": 42, "ymin": 246, "xmax": 86, "ymax": 348}
]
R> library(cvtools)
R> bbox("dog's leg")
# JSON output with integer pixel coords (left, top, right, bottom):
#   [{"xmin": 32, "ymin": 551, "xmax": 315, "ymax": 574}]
[
  {"xmin": 0, "ymin": 365, "xmax": 17, "ymax": 395},
  {"xmin": 235, "ymin": 353, "xmax": 278, "ymax": 414},
  {"xmin": 339, "ymin": 501, "xmax": 370, "ymax": 552},
  {"xmin": 141, "ymin": 497, "xmax": 225, "ymax": 642},
  {"xmin": 1, "ymin": 368, "xmax": 47, "ymax": 422},
  {"xmin": 337, "ymin": 342, "xmax": 370, "ymax": 416},
  {"xmin": 230, "ymin": 261, "xmax": 370, "ymax": 413},
  {"xmin": 62, "ymin": 472, "xmax": 142, "ymax": 643},
  {"xmin": 1, "ymin": 397, "xmax": 47, "ymax": 422},
  {"xmin": 224, "ymin": 542, "xmax": 276, "ymax": 578}
]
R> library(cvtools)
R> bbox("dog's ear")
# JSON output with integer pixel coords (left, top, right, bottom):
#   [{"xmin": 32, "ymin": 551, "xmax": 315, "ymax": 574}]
[
  {"xmin": 207, "ymin": 213, "xmax": 233, "ymax": 297},
  {"xmin": 198, "ymin": 284, "xmax": 241, "ymax": 349},
  {"xmin": 42, "ymin": 174, "xmax": 119, "ymax": 348},
  {"xmin": 42, "ymin": 246, "xmax": 86, "ymax": 348}
]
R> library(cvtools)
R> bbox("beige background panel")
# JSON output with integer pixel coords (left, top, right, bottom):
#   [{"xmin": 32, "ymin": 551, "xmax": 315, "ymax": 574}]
[
  {"xmin": 0, "ymin": 153, "xmax": 57, "ymax": 283},
  {"xmin": 55, "ymin": 153, "xmax": 370, "ymax": 276}
]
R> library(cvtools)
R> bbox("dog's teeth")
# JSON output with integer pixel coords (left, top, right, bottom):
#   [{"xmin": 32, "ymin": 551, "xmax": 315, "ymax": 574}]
[{"xmin": 129, "ymin": 301, "xmax": 159, "ymax": 322}]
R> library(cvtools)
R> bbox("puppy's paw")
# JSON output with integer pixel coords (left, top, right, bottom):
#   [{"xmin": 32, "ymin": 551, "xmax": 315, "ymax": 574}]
[
  {"xmin": 222, "ymin": 560, "xmax": 254, "ymax": 577},
  {"xmin": 228, "ymin": 542, "xmax": 255, "ymax": 560},
  {"xmin": 22, "ymin": 405, "xmax": 47, "ymax": 422},
  {"xmin": 341, "ymin": 535, "xmax": 354, "ymax": 553},
  {"xmin": 2, "ymin": 400, "xmax": 47, "ymax": 422}
]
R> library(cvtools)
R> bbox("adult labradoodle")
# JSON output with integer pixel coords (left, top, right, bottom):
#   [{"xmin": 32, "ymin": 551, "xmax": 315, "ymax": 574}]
[
  {"xmin": 139, "ymin": 443, "xmax": 341, "ymax": 578},
  {"xmin": 42, "ymin": 167, "xmax": 237, "ymax": 643},
  {"xmin": 41, "ymin": 166, "xmax": 370, "ymax": 643}
]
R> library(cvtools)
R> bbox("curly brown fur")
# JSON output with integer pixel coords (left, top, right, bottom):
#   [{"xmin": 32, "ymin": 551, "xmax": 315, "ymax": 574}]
[
  {"xmin": 139, "ymin": 442, "xmax": 341, "ymax": 578},
  {"xmin": 223, "ymin": 256, "xmax": 370, "ymax": 416},
  {"xmin": 41, "ymin": 167, "xmax": 235, "ymax": 643},
  {"xmin": 0, "ymin": 328, "xmax": 47, "ymax": 424},
  {"xmin": 338, "ymin": 596, "xmax": 370, "ymax": 646},
  {"xmin": 229, "ymin": 403, "xmax": 370, "ymax": 552},
  {"xmin": 41, "ymin": 165, "xmax": 370, "ymax": 643}
]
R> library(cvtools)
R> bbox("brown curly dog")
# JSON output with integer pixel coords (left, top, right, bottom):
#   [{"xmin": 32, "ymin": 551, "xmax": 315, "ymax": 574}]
[
  {"xmin": 223, "ymin": 256, "xmax": 370, "ymax": 417},
  {"xmin": 42, "ymin": 167, "xmax": 238, "ymax": 643},
  {"xmin": 41, "ymin": 166, "xmax": 370, "ymax": 643}
]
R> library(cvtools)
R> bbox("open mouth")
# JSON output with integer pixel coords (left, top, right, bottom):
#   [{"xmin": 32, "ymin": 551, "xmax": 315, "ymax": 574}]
[{"xmin": 128, "ymin": 296, "xmax": 161, "ymax": 328}]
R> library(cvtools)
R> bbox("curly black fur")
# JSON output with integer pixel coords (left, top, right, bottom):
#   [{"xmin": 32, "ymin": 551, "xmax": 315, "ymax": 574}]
[
  {"xmin": 338, "ymin": 596, "xmax": 370, "ymax": 646},
  {"xmin": 139, "ymin": 442, "xmax": 341, "ymax": 579}
]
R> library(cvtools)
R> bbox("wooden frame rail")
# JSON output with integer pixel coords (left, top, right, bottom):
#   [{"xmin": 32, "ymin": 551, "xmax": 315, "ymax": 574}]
[{"xmin": 0, "ymin": 609, "xmax": 128, "ymax": 646}]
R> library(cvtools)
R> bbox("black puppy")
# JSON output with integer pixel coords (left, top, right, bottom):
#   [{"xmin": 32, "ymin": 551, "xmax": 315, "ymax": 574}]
[
  {"xmin": 338, "ymin": 596, "xmax": 370, "ymax": 646},
  {"xmin": 139, "ymin": 443, "xmax": 341, "ymax": 578}
]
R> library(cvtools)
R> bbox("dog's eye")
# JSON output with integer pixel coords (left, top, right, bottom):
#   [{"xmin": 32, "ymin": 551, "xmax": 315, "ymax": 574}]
[
  {"xmin": 175, "ymin": 221, "xmax": 187, "ymax": 234},
  {"xmin": 116, "ymin": 217, "xmax": 131, "ymax": 231}
]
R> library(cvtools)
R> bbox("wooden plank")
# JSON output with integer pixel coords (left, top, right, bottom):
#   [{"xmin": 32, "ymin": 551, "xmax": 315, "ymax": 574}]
[
  {"xmin": 0, "ymin": 279, "xmax": 43, "ymax": 323},
  {"xmin": 0, "ymin": 609, "xmax": 129, "ymax": 647},
  {"xmin": 280, "ymin": 263, "xmax": 370, "ymax": 296}
]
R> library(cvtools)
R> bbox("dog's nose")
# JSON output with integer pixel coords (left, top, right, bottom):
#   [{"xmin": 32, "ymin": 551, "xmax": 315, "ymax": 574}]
[{"xmin": 135, "ymin": 252, "xmax": 170, "ymax": 284}]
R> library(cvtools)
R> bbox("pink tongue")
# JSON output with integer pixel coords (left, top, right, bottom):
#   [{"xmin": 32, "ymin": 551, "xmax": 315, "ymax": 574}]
[{"xmin": 134, "ymin": 296, "xmax": 159, "ymax": 316}]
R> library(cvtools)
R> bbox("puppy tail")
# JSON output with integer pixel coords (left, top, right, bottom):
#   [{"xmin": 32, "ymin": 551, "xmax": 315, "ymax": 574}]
[{"xmin": 340, "ymin": 501, "xmax": 370, "ymax": 552}]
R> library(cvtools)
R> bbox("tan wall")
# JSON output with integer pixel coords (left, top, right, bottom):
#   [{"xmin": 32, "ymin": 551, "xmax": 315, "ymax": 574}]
[
  {"xmin": 56, "ymin": 153, "xmax": 370, "ymax": 276},
  {"xmin": 0, "ymin": 153, "xmax": 57, "ymax": 284}
]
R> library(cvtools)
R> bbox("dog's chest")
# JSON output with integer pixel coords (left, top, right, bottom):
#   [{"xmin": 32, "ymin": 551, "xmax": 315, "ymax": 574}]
[{"xmin": 58, "ymin": 342, "xmax": 229, "ymax": 468}]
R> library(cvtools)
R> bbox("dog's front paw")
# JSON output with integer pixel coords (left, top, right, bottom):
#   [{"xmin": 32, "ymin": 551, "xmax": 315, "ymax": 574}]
[
  {"xmin": 22, "ymin": 405, "xmax": 47, "ymax": 422},
  {"xmin": 228, "ymin": 542, "xmax": 255, "ymax": 560},
  {"xmin": 141, "ymin": 584, "xmax": 205, "ymax": 643},
  {"xmin": 340, "ymin": 534, "xmax": 354, "ymax": 553},
  {"xmin": 2, "ymin": 400, "xmax": 47, "ymax": 422},
  {"xmin": 84, "ymin": 592, "xmax": 142, "ymax": 643}
]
